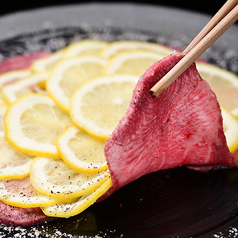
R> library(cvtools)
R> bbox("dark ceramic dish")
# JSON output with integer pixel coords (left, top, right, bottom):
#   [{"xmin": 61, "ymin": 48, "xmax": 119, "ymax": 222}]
[{"xmin": 0, "ymin": 3, "xmax": 238, "ymax": 237}]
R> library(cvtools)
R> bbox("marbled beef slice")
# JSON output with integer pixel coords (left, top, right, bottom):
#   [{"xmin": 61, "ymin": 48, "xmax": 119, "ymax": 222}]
[{"xmin": 103, "ymin": 54, "xmax": 235, "ymax": 198}]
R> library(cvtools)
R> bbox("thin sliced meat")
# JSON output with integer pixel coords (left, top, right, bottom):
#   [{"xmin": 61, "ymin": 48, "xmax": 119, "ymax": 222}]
[
  {"xmin": 103, "ymin": 54, "xmax": 235, "ymax": 199},
  {"xmin": 234, "ymin": 149, "xmax": 238, "ymax": 161},
  {"xmin": 0, "ymin": 201, "xmax": 51, "ymax": 226},
  {"xmin": 0, "ymin": 51, "xmax": 51, "ymax": 74},
  {"xmin": 0, "ymin": 177, "xmax": 52, "ymax": 226}
]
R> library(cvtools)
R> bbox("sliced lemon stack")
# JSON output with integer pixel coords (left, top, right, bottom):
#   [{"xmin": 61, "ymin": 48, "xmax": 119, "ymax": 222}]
[
  {"xmin": 104, "ymin": 50, "xmax": 166, "ymax": 76},
  {"xmin": 1, "ymin": 72, "xmax": 49, "ymax": 104},
  {"xmin": 57, "ymin": 125, "xmax": 108, "ymax": 173},
  {"xmin": 31, "ymin": 49, "xmax": 65, "ymax": 73},
  {"xmin": 42, "ymin": 178, "xmax": 111, "ymax": 218},
  {"xmin": 0, "ymin": 104, "xmax": 33, "ymax": 180},
  {"xmin": 100, "ymin": 40, "xmax": 173, "ymax": 59},
  {"xmin": 5, "ymin": 94, "xmax": 72, "ymax": 158},
  {"xmin": 47, "ymin": 56, "xmax": 106, "ymax": 112},
  {"xmin": 0, "ymin": 177, "xmax": 73, "ymax": 208},
  {"xmin": 0, "ymin": 138, "xmax": 33, "ymax": 180},
  {"xmin": 30, "ymin": 157, "xmax": 110, "ymax": 199},
  {"xmin": 63, "ymin": 39, "xmax": 108, "ymax": 58},
  {"xmin": 0, "ymin": 69, "xmax": 31, "ymax": 104},
  {"xmin": 31, "ymin": 39, "xmax": 108, "ymax": 73},
  {"xmin": 70, "ymin": 74, "xmax": 138, "ymax": 140}
]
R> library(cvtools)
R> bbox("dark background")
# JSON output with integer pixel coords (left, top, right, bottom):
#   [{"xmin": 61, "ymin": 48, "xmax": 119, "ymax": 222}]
[{"xmin": 0, "ymin": 0, "xmax": 227, "ymax": 17}]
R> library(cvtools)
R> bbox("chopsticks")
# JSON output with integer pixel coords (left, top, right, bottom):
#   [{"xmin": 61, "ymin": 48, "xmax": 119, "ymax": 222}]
[{"xmin": 150, "ymin": 0, "xmax": 238, "ymax": 97}]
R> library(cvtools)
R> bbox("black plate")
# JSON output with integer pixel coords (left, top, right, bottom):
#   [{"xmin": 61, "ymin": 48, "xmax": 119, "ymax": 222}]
[{"xmin": 0, "ymin": 3, "xmax": 238, "ymax": 238}]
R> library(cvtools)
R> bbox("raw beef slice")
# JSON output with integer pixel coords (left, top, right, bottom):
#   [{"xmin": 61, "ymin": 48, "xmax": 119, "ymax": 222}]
[
  {"xmin": 0, "ymin": 51, "xmax": 51, "ymax": 74},
  {"xmin": 103, "ymin": 54, "xmax": 235, "ymax": 198},
  {"xmin": 0, "ymin": 202, "xmax": 50, "ymax": 226}
]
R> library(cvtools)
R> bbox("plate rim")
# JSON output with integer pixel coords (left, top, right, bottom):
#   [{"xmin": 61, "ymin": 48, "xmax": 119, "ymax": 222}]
[
  {"xmin": 0, "ymin": 3, "xmax": 238, "ymax": 237},
  {"xmin": 0, "ymin": 2, "xmax": 237, "ymax": 51}
]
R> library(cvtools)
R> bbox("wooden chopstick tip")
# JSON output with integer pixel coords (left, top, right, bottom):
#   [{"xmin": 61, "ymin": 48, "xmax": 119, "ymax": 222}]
[
  {"xmin": 150, "ymin": 2, "xmax": 238, "ymax": 98},
  {"xmin": 150, "ymin": 82, "xmax": 167, "ymax": 98},
  {"xmin": 149, "ymin": 90, "xmax": 156, "ymax": 98}
]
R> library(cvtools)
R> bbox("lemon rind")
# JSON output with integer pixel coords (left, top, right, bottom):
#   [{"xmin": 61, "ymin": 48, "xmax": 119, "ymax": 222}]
[
  {"xmin": 30, "ymin": 157, "xmax": 110, "ymax": 199},
  {"xmin": 56, "ymin": 125, "xmax": 108, "ymax": 173},
  {"xmin": 46, "ymin": 56, "xmax": 106, "ymax": 113},
  {"xmin": 41, "ymin": 178, "xmax": 111, "ymax": 217},
  {"xmin": 70, "ymin": 74, "xmax": 139, "ymax": 140}
]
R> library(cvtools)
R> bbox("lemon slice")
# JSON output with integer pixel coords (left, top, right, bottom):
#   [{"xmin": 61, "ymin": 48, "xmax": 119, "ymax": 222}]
[
  {"xmin": 197, "ymin": 63, "xmax": 238, "ymax": 117},
  {"xmin": 221, "ymin": 106, "xmax": 238, "ymax": 153},
  {"xmin": 0, "ymin": 70, "xmax": 31, "ymax": 87},
  {"xmin": 100, "ymin": 40, "xmax": 173, "ymax": 59},
  {"xmin": 0, "ymin": 104, "xmax": 6, "ymax": 137},
  {"xmin": 31, "ymin": 40, "xmax": 108, "ymax": 73},
  {"xmin": 30, "ymin": 49, "xmax": 65, "ymax": 73},
  {"xmin": 104, "ymin": 50, "xmax": 166, "ymax": 76},
  {"xmin": 0, "ymin": 137, "xmax": 33, "ymax": 180},
  {"xmin": 63, "ymin": 39, "xmax": 108, "ymax": 58},
  {"xmin": 41, "ymin": 178, "xmax": 111, "ymax": 218},
  {"xmin": 47, "ymin": 56, "xmax": 106, "ymax": 112},
  {"xmin": 0, "ymin": 177, "xmax": 74, "ymax": 208},
  {"xmin": 30, "ymin": 157, "xmax": 110, "ymax": 199},
  {"xmin": 0, "ymin": 69, "xmax": 31, "ymax": 104},
  {"xmin": 0, "ymin": 104, "xmax": 33, "ymax": 180},
  {"xmin": 1, "ymin": 72, "xmax": 49, "ymax": 104},
  {"xmin": 70, "ymin": 74, "xmax": 138, "ymax": 140},
  {"xmin": 5, "ymin": 94, "xmax": 72, "ymax": 158},
  {"xmin": 57, "ymin": 125, "xmax": 108, "ymax": 173}
]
